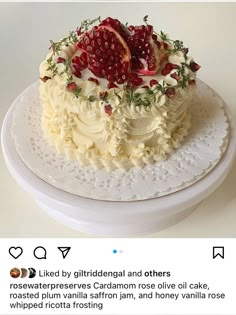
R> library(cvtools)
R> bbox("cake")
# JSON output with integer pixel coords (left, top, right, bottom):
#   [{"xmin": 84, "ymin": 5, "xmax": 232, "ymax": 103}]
[{"xmin": 39, "ymin": 16, "xmax": 200, "ymax": 170}]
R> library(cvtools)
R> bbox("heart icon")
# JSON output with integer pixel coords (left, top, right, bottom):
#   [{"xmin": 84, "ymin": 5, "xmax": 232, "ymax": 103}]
[{"xmin": 9, "ymin": 247, "xmax": 23, "ymax": 259}]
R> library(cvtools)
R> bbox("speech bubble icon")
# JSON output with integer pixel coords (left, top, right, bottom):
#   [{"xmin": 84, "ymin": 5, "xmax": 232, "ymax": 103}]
[
  {"xmin": 213, "ymin": 246, "xmax": 224, "ymax": 259},
  {"xmin": 33, "ymin": 246, "xmax": 47, "ymax": 259}
]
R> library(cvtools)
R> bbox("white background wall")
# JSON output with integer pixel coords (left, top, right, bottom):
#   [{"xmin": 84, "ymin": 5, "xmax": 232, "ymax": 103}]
[{"xmin": 0, "ymin": 2, "xmax": 236, "ymax": 237}]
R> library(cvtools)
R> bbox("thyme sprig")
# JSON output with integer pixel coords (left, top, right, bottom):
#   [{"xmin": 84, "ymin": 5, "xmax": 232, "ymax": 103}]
[
  {"xmin": 49, "ymin": 31, "xmax": 78, "ymax": 55},
  {"xmin": 73, "ymin": 87, "xmax": 82, "ymax": 98},
  {"xmin": 66, "ymin": 74, "xmax": 73, "ymax": 84},
  {"xmin": 88, "ymin": 95, "xmax": 96, "ymax": 102},
  {"xmin": 143, "ymin": 15, "xmax": 187, "ymax": 54},
  {"xmin": 177, "ymin": 64, "xmax": 191, "ymax": 88},
  {"xmin": 58, "ymin": 58, "xmax": 71, "ymax": 76},
  {"xmin": 125, "ymin": 82, "xmax": 168, "ymax": 108},
  {"xmin": 79, "ymin": 16, "xmax": 101, "ymax": 33},
  {"xmin": 46, "ymin": 56, "xmax": 58, "ymax": 77},
  {"xmin": 46, "ymin": 17, "xmax": 102, "ymax": 89}
]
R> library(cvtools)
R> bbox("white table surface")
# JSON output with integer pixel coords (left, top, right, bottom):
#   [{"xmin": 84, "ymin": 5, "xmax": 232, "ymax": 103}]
[{"xmin": 0, "ymin": 2, "xmax": 236, "ymax": 238}]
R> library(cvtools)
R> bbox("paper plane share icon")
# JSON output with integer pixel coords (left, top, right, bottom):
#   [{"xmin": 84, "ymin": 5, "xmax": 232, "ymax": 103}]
[{"xmin": 58, "ymin": 247, "xmax": 71, "ymax": 259}]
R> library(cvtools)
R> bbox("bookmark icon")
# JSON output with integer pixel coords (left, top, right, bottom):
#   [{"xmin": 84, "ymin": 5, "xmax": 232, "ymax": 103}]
[
  {"xmin": 58, "ymin": 247, "xmax": 71, "ymax": 259},
  {"xmin": 213, "ymin": 246, "xmax": 224, "ymax": 259}
]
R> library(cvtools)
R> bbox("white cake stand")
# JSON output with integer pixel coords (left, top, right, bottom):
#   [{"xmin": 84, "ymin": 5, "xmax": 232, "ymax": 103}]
[{"xmin": 1, "ymin": 85, "xmax": 236, "ymax": 236}]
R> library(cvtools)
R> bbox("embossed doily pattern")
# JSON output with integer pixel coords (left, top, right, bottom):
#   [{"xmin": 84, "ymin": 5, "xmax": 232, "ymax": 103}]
[{"xmin": 11, "ymin": 80, "xmax": 229, "ymax": 201}]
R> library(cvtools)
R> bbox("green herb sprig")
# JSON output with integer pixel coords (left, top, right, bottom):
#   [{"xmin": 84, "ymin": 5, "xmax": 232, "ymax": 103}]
[
  {"xmin": 46, "ymin": 56, "xmax": 58, "ymax": 77},
  {"xmin": 79, "ymin": 16, "xmax": 101, "ymax": 33},
  {"xmin": 49, "ymin": 31, "xmax": 78, "ymax": 56},
  {"xmin": 88, "ymin": 95, "xmax": 96, "ymax": 102},
  {"xmin": 73, "ymin": 87, "xmax": 82, "ymax": 98},
  {"xmin": 125, "ymin": 82, "xmax": 167, "ymax": 108}
]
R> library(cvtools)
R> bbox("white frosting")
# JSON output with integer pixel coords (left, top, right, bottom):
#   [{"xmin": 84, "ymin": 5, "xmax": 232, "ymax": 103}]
[{"xmin": 39, "ymin": 41, "xmax": 195, "ymax": 170}]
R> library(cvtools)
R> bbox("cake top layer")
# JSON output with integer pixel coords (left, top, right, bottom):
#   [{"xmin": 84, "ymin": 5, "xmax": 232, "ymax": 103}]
[{"xmin": 40, "ymin": 16, "xmax": 200, "ymax": 113}]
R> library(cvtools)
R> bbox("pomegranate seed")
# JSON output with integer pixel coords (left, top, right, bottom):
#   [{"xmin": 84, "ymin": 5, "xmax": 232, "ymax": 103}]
[
  {"xmin": 117, "ymin": 77, "xmax": 125, "ymax": 84},
  {"xmin": 189, "ymin": 79, "xmax": 196, "ymax": 85},
  {"xmin": 163, "ymin": 42, "xmax": 169, "ymax": 50},
  {"xmin": 150, "ymin": 79, "xmax": 159, "ymax": 87},
  {"xmin": 146, "ymin": 25, "xmax": 153, "ymax": 34},
  {"xmin": 104, "ymin": 104, "xmax": 112, "ymax": 116},
  {"xmin": 72, "ymin": 56, "xmax": 81, "ymax": 64},
  {"xmin": 76, "ymin": 42, "xmax": 83, "ymax": 50},
  {"xmin": 108, "ymin": 82, "xmax": 118, "ymax": 89},
  {"xmin": 154, "ymin": 40, "xmax": 161, "ymax": 49},
  {"xmin": 152, "ymin": 34, "xmax": 158, "ymax": 41},
  {"xmin": 67, "ymin": 82, "xmax": 77, "ymax": 91},
  {"xmin": 166, "ymin": 63, "xmax": 178, "ymax": 70},
  {"xmin": 183, "ymin": 48, "xmax": 189, "ymax": 55},
  {"xmin": 76, "ymin": 27, "xmax": 82, "ymax": 36},
  {"xmin": 80, "ymin": 52, "xmax": 88, "ymax": 62},
  {"xmin": 190, "ymin": 62, "xmax": 201, "ymax": 72},
  {"xmin": 170, "ymin": 72, "xmax": 180, "ymax": 81},
  {"xmin": 128, "ymin": 25, "xmax": 135, "ymax": 32},
  {"xmin": 56, "ymin": 57, "xmax": 66, "ymax": 64},
  {"xmin": 72, "ymin": 55, "xmax": 87, "ymax": 70},
  {"xmin": 73, "ymin": 70, "xmax": 81, "ymax": 78},
  {"xmin": 73, "ymin": 64, "xmax": 82, "ymax": 71},
  {"xmin": 107, "ymin": 74, "xmax": 115, "ymax": 82},
  {"xmin": 86, "ymin": 45, "xmax": 93, "ymax": 53},
  {"xmin": 132, "ymin": 77, "xmax": 144, "ymax": 86},
  {"xmin": 88, "ymin": 77, "xmax": 99, "ymax": 85},
  {"xmin": 104, "ymin": 17, "xmax": 113, "ymax": 24},
  {"xmin": 100, "ymin": 91, "xmax": 108, "ymax": 99},
  {"xmin": 165, "ymin": 88, "xmax": 175, "ymax": 98},
  {"xmin": 40, "ymin": 76, "xmax": 51, "ymax": 82},
  {"xmin": 161, "ymin": 67, "xmax": 171, "ymax": 76},
  {"xmin": 128, "ymin": 72, "xmax": 139, "ymax": 80},
  {"xmin": 89, "ymin": 31, "xmax": 94, "ymax": 40}
]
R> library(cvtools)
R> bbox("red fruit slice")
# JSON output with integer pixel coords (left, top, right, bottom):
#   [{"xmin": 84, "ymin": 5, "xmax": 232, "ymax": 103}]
[
  {"xmin": 77, "ymin": 24, "xmax": 131, "ymax": 81},
  {"xmin": 127, "ymin": 25, "xmax": 161, "ymax": 75}
]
